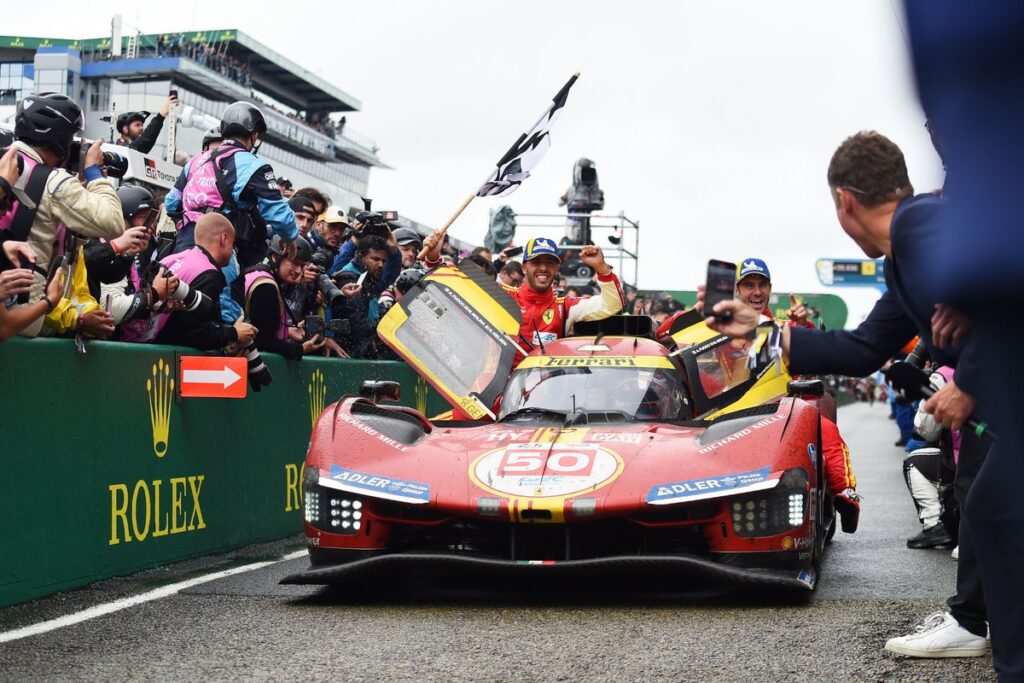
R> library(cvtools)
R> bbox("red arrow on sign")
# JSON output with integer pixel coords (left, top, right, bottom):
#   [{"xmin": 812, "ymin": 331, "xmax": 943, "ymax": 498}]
[{"xmin": 179, "ymin": 356, "xmax": 248, "ymax": 399}]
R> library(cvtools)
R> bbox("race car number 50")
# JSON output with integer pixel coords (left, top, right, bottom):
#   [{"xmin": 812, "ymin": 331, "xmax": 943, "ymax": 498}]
[
  {"xmin": 473, "ymin": 444, "xmax": 623, "ymax": 498},
  {"xmin": 498, "ymin": 450, "xmax": 596, "ymax": 477}
]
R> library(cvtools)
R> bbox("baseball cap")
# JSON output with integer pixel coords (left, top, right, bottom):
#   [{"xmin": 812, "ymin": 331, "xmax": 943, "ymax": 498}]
[
  {"xmin": 288, "ymin": 195, "xmax": 316, "ymax": 215},
  {"xmin": 319, "ymin": 205, "xmax": 350, "ymax": 226},
  {"xmin": 392, "ymin": 227, "xmax": 422, "ymax": 246},
  {"xmin": 738, "ymin": 258, "xmax": 771, "ymax": 282},
  {"xmin": 524, "ymin": 237, "xmax": 561, "ymax": 263}
]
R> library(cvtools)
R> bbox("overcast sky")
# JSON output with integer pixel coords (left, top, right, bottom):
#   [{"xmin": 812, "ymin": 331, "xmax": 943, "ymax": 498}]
[{"xmin": 8, "ymin": 1, "xmax": 941, "ymax": 325}]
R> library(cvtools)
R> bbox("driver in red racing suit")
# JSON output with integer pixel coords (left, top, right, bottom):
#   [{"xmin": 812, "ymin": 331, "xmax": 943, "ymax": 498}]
[
  {"xmin": 735, "ymin": 258, "xmax": 861, "ymax": 533},
  {"xmin": 421, "ymin": 232, "xmax": 625, "ymax": 418},
  {"xmin": 421, "ymin": 233, "xmax": 625, "ymax": 362}
]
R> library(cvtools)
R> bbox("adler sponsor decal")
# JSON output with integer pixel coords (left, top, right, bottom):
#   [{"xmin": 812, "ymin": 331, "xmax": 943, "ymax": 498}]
[
  {"xmin": 646, "ymin": 466, "xmax": 781, "ymax": 505},
  {"xmin": 326, "ymin": 465, "xmax": 430, "ymax": 503}
]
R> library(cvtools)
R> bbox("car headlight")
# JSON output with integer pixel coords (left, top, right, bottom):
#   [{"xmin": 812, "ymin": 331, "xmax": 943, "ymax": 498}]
[
  {"xmin": 327, "ymin": 495, "xmax": 363, "ymax": 533},
  {"xmin": 729, "ymin": 468, "xmax": 808, "ymax": 537},
  {"xmin": 303, "ymin": 476, "xmax": 364, "ymax": 534}
]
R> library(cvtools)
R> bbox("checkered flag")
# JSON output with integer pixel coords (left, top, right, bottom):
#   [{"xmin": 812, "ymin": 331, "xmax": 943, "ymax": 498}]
[{"xmin": 477, "ymin": 73, "xmax": 579, "ymax": 197}]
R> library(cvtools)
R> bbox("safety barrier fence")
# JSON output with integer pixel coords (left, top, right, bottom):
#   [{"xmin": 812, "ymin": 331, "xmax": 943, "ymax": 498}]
[{"xmin": 0, "ymin": 338, "xmax": 448, "ymax": 608}]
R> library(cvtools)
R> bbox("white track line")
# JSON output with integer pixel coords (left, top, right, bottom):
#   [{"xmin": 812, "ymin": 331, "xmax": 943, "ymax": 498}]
[{"xmin": 0, "ymin": 549, "xmax": 308, "ymax": 644}]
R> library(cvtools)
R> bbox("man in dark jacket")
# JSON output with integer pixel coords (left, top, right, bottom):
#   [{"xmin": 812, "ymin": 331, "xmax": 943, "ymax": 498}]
[
  {"xmin": 115, "ymin": 94, "xmax": 178, "ymax": 154},
  {"xmin": 705, "ymin": 131, "xmax": 988, "ymax": 662}
]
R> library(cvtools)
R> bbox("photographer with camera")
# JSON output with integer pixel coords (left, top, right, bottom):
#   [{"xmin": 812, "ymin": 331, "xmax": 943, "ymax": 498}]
[
  {"xmin": 0, "ymin": 93, "xmax": 124, "ymax": 337},
  {"xmin": 327, "ymin": 201, "xmax": 401, "ymax": 288},
  {"xmin": 151, "ymin": 213, "xmax": 256, "ymax": 350},
  {"xmin": 307, "ymin": 205, "xmax": 348, "ymax": 269},
  {"xmin": 331, "ymin": 233, "xmax": 391, "ymax": 359},
  {"xmin": 165, "ymin": 101, "xmax": 298, "ymax": 345},
  {"xmin": 164, "ymin": 101, "xmax": 297, "ymax": 265},
  {"xmin": 84, "ymin": 185, "xmax": 182, "ymax": 339},
  {"xmin": 243, "ymin": 235, "xmax": 351, "ymax": 359},
  {"xmin": 115, "ymin": 93, "xmax": 178, "ymax": 154}
]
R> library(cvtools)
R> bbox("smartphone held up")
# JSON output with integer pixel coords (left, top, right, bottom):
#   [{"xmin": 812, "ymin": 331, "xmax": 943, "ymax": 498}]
[{"xmin": 704, "ymin": 259, "xmax": 737, "ymax": 322}]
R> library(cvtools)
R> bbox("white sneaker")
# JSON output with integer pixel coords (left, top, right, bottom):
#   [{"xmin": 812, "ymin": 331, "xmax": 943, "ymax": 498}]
[
  {"xmin": 885, "ymin": 612, "xmax": 988, "ymax": 658},
  {"xmin": 951, "ymin": 546, "xmax": 959, "ymax": 560}
]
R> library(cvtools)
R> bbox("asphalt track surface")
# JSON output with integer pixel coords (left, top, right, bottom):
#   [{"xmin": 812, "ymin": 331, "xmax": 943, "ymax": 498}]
[{"xmin": 0, "ymin": 402, "xmax": 995, "ymax": 682}]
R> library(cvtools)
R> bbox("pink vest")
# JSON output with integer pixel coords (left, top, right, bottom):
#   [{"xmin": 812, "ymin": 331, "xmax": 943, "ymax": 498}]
[
  {"xmin": 120, "ymin": 247, "xmax": 217, "ymax": 342},
  {"xmin": 180, "ymin": 145, "xmax": 244, "ymax": 225},
  {"xmin": 243, "ymin": 269, "xmax": 288, "ymax": 341}
]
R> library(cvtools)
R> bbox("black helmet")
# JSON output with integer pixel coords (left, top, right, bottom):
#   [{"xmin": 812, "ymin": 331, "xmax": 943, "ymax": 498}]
[
  {"xmin": 395, "ymin": 268, "xmax": 424, "ymax": 295},
  {"xmin": 116, "ymin": 184, "xmax": 156, "ymax": 220},
  {"xmin": 269, "ymin": 235, "xmax": 312, "ymax": 265},
  {"xmin": 116, "ymin": 111, "xmax": 148, "ymax": 134},
  {"xmin": 220, "ymin": 102, "xmax": 267, "ymax": 139},
  {"xmin": 15, "ymin": 92, "xmax": 84, "ymax": 159},
  {"xmin": 201, "ymin": 127, "xmax": 223, "ymax": 151}
]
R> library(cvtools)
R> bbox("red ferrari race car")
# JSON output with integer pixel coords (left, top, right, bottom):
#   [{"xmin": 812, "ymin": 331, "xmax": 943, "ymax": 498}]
[{"xmin": 282, "ymin": 267, "xmax": 837, "ymax": 591}]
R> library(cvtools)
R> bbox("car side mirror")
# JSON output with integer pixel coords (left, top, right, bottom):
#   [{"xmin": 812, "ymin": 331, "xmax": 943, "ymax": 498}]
[
  {"xmin": 787, "ymin": 379, "xmax": 825, "ymax": 398},
  {"xmin": 360, "ymin": 380, "xmax": 401, "ymax": 403}
]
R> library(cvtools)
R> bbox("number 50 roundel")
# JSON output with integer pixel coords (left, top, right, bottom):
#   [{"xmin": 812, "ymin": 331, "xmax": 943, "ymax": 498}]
[{"xmin": 471, "ymin": 444, "xmax": 623, "ymax": 497}]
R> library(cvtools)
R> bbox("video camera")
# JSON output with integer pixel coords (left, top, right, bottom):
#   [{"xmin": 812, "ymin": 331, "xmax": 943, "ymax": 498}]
[
  {"xmin": 66, "ymin": 140, "xmax": 129, "ymax": 179},
  {"xmin": 354, "ymin": 197, "xmax": 398, "ymax": 240},
  {"xmin": 303, "ymin": 315, "xmax": 350, "ymax": 340}
]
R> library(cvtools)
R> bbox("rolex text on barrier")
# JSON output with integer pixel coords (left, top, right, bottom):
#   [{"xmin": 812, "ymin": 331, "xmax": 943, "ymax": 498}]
[{"xmin": 0, "ymin": 338, "xmax": 451, "ymax": 608}]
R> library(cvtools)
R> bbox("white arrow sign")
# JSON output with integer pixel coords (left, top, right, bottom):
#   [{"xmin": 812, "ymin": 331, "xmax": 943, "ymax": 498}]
[{"xmin": 182, "ymin": 366, "xmax": 242, "ymax": 388}]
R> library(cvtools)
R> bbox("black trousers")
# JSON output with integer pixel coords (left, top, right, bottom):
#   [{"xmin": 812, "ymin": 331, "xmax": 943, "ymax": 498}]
[
  {"xmin": 963, "ymin": 322, "xmax": 1024, "ymax": 681},
  {"xmin": 945, "ymin": 428, "xmax": 988, "ymax": 637}
]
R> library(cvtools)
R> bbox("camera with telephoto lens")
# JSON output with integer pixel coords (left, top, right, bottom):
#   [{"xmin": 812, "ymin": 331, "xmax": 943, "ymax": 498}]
[
  {"xmin": 355, "ymin": 197, "xmax": 398, "ymax": 240},
  {"xmin": 303, "ymin": 315, "xmax": 349, "ymax": 340},
  {"xmin": 66, "ymin": 140, "xmax": 129, "ymax": 179}
]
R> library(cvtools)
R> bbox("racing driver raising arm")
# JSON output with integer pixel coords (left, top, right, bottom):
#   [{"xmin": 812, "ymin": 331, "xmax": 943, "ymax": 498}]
[{"xmin": 421, "ymin": 233, "xmax": 625, "ymax": 362}]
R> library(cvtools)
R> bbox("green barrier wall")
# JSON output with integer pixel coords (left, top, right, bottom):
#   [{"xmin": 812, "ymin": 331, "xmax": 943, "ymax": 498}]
[{"xmin": 0, "ymin": 338, "xmax": 449, "ymax": 608}]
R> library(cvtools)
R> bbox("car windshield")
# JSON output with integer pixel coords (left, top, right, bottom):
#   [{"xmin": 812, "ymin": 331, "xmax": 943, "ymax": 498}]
[{"xmin": 500, "ymin": 365, "xmax": 688, "ymax": 421}]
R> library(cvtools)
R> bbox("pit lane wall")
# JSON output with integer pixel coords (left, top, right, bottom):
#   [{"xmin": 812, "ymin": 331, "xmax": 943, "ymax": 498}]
[{"xmin": 0, "ymin": 338, "xmax": 448, "ymax": 608}]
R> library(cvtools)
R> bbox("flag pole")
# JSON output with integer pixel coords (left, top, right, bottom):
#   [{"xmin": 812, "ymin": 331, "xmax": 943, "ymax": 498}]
[
  {"xmin": 418, "ymin": 193, "xmax": 475, "ymax": 260},
  {"xmin": 417, "ymin": 71, "xmax": 581, "ymax": 262}
]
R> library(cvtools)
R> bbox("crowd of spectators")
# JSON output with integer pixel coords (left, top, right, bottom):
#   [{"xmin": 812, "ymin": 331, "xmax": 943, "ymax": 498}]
[{"xmin": 251, "ymin": 95, "xmax": 342, "ymax": 141}]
